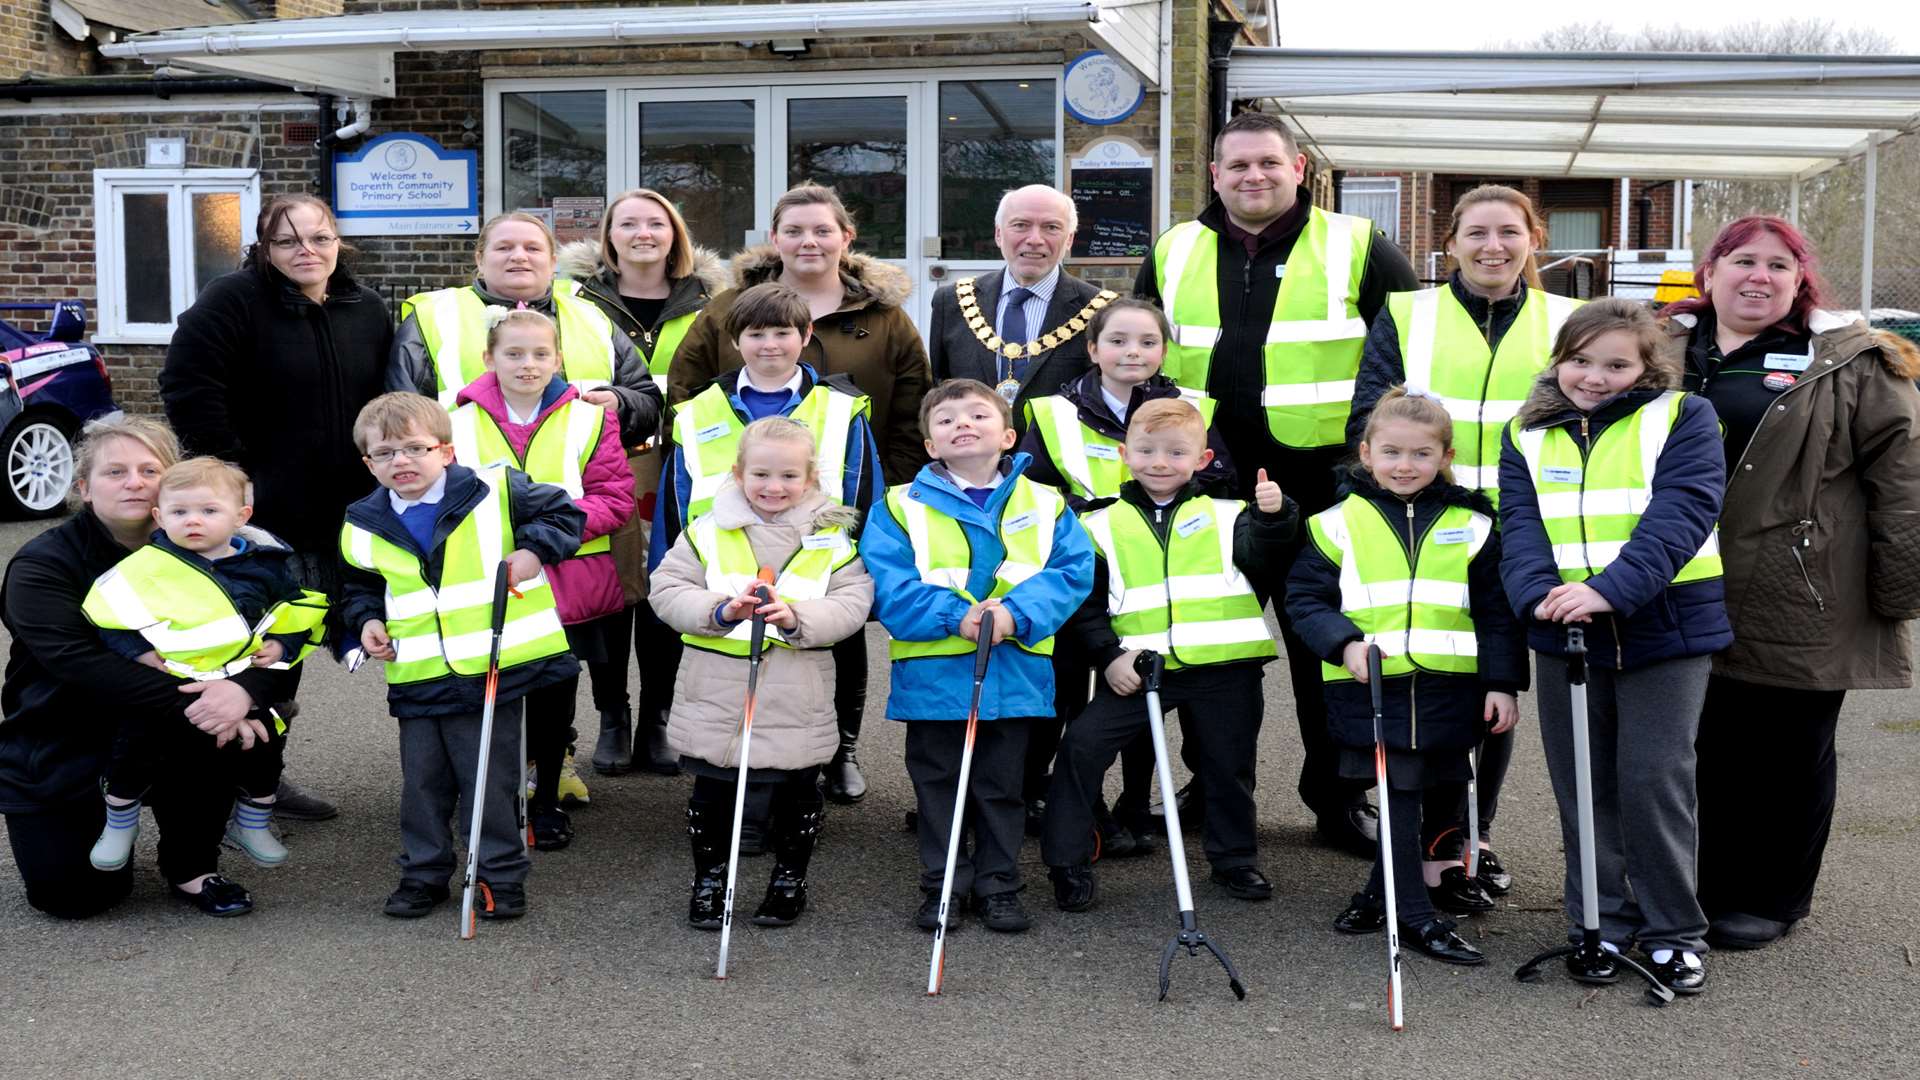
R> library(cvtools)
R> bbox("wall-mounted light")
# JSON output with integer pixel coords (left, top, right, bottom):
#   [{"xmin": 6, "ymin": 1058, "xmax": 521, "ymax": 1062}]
[{"xmin": 768, "ymin": 38, "xmax": 811, "ymax": 57}]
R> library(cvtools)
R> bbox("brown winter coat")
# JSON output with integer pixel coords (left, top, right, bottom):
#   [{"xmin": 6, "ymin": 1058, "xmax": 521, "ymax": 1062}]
[
  {"xmin": 649, "ymin": 484, "xmax": 874, "ymax": 770},
  {"xmin": 1660, "ymin": 311, "xmax": 1920, "ymax": 690},
  {"xmin": 558, "ymin": 240, "xmax": 733, "ymax": 604},
  {"xmin": 668, "ymin": 246, "xmax": 932, "ymax": 485}
]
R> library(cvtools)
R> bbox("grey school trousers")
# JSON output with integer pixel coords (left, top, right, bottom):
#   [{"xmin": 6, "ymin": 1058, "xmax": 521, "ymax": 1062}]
[
  {"xmin": 1535, "ymin": 653, "xmax": 1710, "ymax": 955},
  {"xmin": 396, "ymin": 699, "xmax": 531, "ymax": 887}
]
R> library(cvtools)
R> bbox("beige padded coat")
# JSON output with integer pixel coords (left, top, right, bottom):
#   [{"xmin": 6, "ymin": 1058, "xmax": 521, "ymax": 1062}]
[{"xmin": 648, "ymin": 482, "xmax": 873, "ymax": 770}]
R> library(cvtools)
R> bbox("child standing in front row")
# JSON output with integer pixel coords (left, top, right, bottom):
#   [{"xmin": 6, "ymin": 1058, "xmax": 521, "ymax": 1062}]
[
  {"xmin": 1017, "ymin": 298, "xmax": 1236, "ymax": 853},
  {"xmin": 1499, "ymin": 298, "xmax": 1728, "ymax": 996},
  {"xmin": 650, "ymin": 417, "xmax": 873, "ymax": 928},
  {"xmin": 1287, "ymin": 388, "xmax": 1527, "ymax": 967},
  {"xmin": 450, "ymin": 308, "xmax": 635, "ymax": 851},
  {"xmin": 340, "ymin": 392, "xmax": 585, "ymax": 922},
  {"xmin": 862, "ymin": 379, "xmax": 1093, "ymax": 934}
]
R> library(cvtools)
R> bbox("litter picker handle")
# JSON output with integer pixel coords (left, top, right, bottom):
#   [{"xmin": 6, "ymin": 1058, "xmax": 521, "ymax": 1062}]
[
  {"xmin": 748, "ymin": 566, "xmax": 775, "ymax": 655},
  {"xmin": 1566, "ymin": 627, "xmax": 1586, "ymax": 686},
  {"xmin": 1367, "ymin": 644, "xmax": 1385, "ymax": 741},
  {"xmin": 489, "ymin": 560, "xmax": 512, "ymax": 631},
  {"xmin": 971, "ymin": 621, "xmax": 994, "ymax": 679},
  {"xmin": 1131, "ymin": 649, "xmax": 1165, "ymax": 694}
]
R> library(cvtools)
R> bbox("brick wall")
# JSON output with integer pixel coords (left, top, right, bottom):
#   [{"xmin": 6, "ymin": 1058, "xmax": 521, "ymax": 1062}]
[
  {"xmin": 261, "ymin": 1, "xmax": 347, "ymax": 17},
  {"xmin": 0, "ymin": 106, "xmax": 326, "ymax": 413},
  {"xmin": 2, "ymin": 1, "xmax": 97, "ymax": 78}
]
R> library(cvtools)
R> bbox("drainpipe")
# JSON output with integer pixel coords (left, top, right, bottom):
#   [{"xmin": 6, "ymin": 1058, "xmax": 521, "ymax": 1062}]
[{"xmin": 1207, "ymin": 21, "xmax": 1237, "ymax": 151}]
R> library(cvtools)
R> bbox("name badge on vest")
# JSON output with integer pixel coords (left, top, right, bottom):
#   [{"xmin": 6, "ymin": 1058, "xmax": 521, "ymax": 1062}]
[
  {"xmin": 1432, "ymin": 527, "xmax": 1474, "ymax": 545},
  {"xmin": 1763, "ymin": 351, "xmax": 1813, "ymax": 372},
  {"xmin": 1273, "ymin": 265, "xmax": 1286, "ymax": 279},
  {"xmin": 1174, "ymin": 513, "xmax": 1211, "ymax": 538},
  {"xmin": 695, "ymin": 422, "xmax": 731, "ymax": 443},
  {"xmin": 801, "ymin": 533, "xmax": 842, "ymax": 551},
  {"xmin": 1002, "ymin": 510, "xmax": 1038, "ymax": 534},
  {"xmin": 1083, "ymin": 443, "xmax": 1120, "ymax": 461},
  {"xmin": 1541, "ymin": 465, "xmax": 1583, "ymax": 485}
]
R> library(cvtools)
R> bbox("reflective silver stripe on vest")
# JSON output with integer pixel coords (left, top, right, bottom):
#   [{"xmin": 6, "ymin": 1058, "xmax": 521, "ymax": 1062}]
[
  {"xmin": 432, "ymin": 298, "xmax": 468, "ymax": 408},
  {"xmin": 557, "ymin": 400, "xmax": 602, "ymax": 499},
  {"xmin": 90, "ymin": 570, "xmax": 254, "ymax": 658},
  {"xmin": 899, "ymin": 498, "xmax": 971, "ymax": 592},
  {"xmin": 1160, "ymin": 221, "xmax": 1202, "ymax": 343},
  {"xmin": 1033, "ymin": 398, "xmax": 1097, "ymax": 497}
]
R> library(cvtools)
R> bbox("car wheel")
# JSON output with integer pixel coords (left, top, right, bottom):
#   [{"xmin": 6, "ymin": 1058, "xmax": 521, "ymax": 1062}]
[{"xmin": 0, "ymin": 412, "xmax": 78, "ymax": 519}]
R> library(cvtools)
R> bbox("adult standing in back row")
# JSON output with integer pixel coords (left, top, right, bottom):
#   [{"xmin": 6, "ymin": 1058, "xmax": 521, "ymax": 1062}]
[{"xmin": 1136, "ymin": 112, "xmax": 1418, "ymax": 859}]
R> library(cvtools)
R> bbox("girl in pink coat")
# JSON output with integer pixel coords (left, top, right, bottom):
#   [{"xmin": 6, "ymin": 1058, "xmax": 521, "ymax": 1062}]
[{"xmin": 451, "ymin": 308, "xmax": 636, "ymax": 849}]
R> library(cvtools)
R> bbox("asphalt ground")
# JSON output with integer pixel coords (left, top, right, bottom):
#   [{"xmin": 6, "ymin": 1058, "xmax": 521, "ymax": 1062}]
[{"xmin": 1, "ymin": 514, "xmax": 1916, "ymax": 1080}]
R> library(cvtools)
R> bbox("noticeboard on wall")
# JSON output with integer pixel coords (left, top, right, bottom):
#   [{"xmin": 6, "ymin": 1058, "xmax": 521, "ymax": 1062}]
[{"xmin": 1068, "ymin": 137, "xmax": 1155, "ymax": 262}]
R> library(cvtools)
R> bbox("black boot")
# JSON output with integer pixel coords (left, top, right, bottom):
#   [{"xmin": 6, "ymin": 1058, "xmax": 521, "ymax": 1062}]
[
  {"xmin": 753, "ymin": 804, "xmax": 823, "ymax": 927},
  {"xmin": 640, "ymin": 709, "xmax": 680, "ymax": 776},
  {"xmin": 823, "ymin": 738, "xmax": 866, "ymax": 804},
  {"xmin": 591, "ymin": 707, "xmax": 633, "ymax": 776},
  {"xmin": 686, "ymin": 801, "xmax": 729, "ymax": 930}
]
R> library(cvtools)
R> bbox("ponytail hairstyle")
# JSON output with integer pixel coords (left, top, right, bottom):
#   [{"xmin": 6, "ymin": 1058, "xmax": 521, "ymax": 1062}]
[
  {"xmin": 1360, "ymin": 386, "xmax": 1456, "ymax": 486},
  {"xmin": 1445, "ymin": 184, "xmax": 1547, "ymax": 291}
]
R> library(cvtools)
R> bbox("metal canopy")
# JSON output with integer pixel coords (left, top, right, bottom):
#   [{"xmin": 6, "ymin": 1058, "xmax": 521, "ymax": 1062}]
[
  {"xmin": 97, "ymin": 1, "xmax": 1164, "ymax": 99},
  {"xmin": 1226, "ymin": 49, "xmax": 1920, "ymax": 182}
]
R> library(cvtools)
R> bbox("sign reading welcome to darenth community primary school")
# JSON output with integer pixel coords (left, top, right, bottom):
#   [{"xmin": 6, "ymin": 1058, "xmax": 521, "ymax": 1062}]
[{"xmin": 332, "ymin": 133, "xmax": 479, "ymax": 237}]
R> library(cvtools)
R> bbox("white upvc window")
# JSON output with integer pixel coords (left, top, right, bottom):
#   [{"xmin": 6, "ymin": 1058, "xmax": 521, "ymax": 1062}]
[
  {"xmin": 92, "ymin": 169, "xmax": 260, "ymax": 344},
  {"xmin": 1340, "ymin": 176, "xmax": 1402, "ymax": 245}
]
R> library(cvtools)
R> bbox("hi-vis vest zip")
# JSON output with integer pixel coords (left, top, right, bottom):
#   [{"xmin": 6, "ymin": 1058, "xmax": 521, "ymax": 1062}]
[
  {"xmin": 671, "ymin": 383, "xmax": 869, "ymax": 523},
  {"xmin": 407, "ymin": 282, "xmax": 617, "ymax": 408},
  {"xmin": 1026, "ymin": 394, "xmax": 1219, "ymax": 502},
  {"xmin": 1391, "ymin": 286, "xmax": 1582, "ymax": 500},
  {"xmin": 885, "ymin": 476, "xmax": 1064, "ymax": 660},
  {"xmin": 1153, "ymin": 206, "xmax": 1373, "ymax": 449},
  {"xmin": 685, "ymin": 518, "xmax": 857, "ymax": 657},
  {"xmin": 1510, "ymin": 390, "xmax": 1722, "ymax": 584},
  {"xmin": 1081, "ymin": 496, "xmax": 1275, "ymax": 671},
  {"xmin": 1307, "ymin": 496, "xmax": 1490, "ymax": 682},
  {"xmin": 82, "ymin": 546, "xmax": 328, "ymax": 681},
  {"xmin": 339, "ymin": 465, "xmax": 571, "ymax": 684},
  {"xmin": 449, "ymin": 397, "xmax": 610, "ymax": 555}
]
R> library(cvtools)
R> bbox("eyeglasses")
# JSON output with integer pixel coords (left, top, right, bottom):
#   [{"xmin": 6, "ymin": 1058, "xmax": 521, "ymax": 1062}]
[
  {"xmin": 268, "ymin": 234, "xmax": 341, "ymax": 253},
  {"xmin": 363, "ymin": 443, "xmax": 445, "ymax": 464}
]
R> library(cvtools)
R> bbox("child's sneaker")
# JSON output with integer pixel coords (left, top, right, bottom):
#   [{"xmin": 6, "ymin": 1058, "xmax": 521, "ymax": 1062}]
[
  {"xmin": 556, "ymin": 752, "xmax": 591, "ymax": 805},
  {"xmin": 89, "ymin": 799, "xmax": 141, "ymax": 871},
  {"xmin": 529, "ymin": 802, "xmax": 573, "ymax": 851},
  {"xmin": 224, "ymin": 797, "xmax": 288, "ymax": 867},
  {"xmin": 476, "ymin": 880, "xmax": 526, "ymax": 920}
]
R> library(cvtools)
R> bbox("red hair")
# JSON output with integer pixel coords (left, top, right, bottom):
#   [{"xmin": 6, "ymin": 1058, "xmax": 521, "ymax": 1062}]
[{"xmin": 1662, "ymin": 215, "xmax": 1827, "ymax": 331}]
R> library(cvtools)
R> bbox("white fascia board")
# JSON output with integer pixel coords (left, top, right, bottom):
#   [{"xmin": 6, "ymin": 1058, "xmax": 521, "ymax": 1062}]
[
  {"xmin": 153, "ymin": 51, "xmax": 395, "ymax": 98},
  {"xmin": 1279, "ymin": 96, "xmax": 1915, "ymax": 130},
  {"xmin": 1084, "ymin": 0, "xmax": 1162, "ymax": 88}
]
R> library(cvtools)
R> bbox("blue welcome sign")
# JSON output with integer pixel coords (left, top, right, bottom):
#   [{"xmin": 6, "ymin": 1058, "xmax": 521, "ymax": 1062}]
[{"xmin": 333, "ymin": 133, "xmax": 479, "ymax": 236}]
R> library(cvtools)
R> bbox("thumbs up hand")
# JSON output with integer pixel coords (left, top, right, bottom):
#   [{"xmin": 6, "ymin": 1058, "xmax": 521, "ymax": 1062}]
[{"xmin": 1253, "ymin": 468, "xmax": 1286, "ymax": 514}]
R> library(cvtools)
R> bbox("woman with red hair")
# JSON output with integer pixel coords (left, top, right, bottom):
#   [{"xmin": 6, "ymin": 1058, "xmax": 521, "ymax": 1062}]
[{"xmin": 1661, "ymin": 215, "xmax": 1920, "ymax": 950}]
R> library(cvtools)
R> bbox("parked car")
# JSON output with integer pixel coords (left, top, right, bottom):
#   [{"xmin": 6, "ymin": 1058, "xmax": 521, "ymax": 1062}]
[{"xmin": 0, "ymin": 302, "xmax": 122, "ymax": 518}]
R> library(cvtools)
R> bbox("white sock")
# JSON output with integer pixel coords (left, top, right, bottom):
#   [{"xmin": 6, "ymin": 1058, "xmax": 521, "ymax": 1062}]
[{"xmin": 1650, "ymin": 949, "xmax": 1702, "ymax": 967}]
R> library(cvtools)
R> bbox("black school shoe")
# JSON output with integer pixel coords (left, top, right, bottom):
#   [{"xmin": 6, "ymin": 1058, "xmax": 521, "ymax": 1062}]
[
  {"xmin": 1210, "ymin": 865, "xmax": 1274, "ymax": 901},
  {"xmin": 1565, "ymin": 946, "xmax": 1621, "ymax": 984},
  {"xmin": 272, "ymin": 778, "xmax": 338, "ymax": 823},
  {"xmin": 1048, "ymin": 865, "xmax": 1097, "ymax": 912},
  {"xmin": 173, "ymin": 874, "xmax": 253, "ymax": 917},
  {"xmin": 976, "ymin": 890, "xmax": 1032, "ymax": 933},
  {"xmin": 476, "ymin": 880, "xmax": 526, "ymax": 920},
  {"xmin": 530, "ymin": 803, "xmax": 574, "ymax": 852},
  {"xmin": 1334, "ymin": 893, "xmax": 1387, "ymax": 934},
  {"xmin": 1646, "ymin": 950, "xmax": 1708, "ymax": 995},
  {"xmin": 916, "ymin": 889, "xmax": 966, "ymax": 932},
  {"xmin": 1315, "ymin": 803, "xmax": 1379, "ymax": 858},
  {"xmin": 1429, "ymin": 865, "xmax": 1496, "ymax": 914},
  {"xmin": 1403, "ymin": 916, "xmax": 1484, "ymax": 965},
  {"xmin": 383, "ymin": 879, "xmax": 450, "ymax": 918},
  {"xmin": 1705, "ymin": 911, "xmax": 1795, "ymax": 950},
  {"xmin": 1475, "ymin": 847, "xmax": 1513, "ymax": 896}
]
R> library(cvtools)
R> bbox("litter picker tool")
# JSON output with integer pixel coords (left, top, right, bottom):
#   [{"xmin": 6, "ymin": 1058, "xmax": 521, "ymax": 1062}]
[
  {"xmin": 1368, "ymin": 644, "xmax": 1405, "ymax": 1031},
  {"xmin": 1515, "ymin": 628, "xmax": 1674, "ymax": 1005},
  {"xmin": 927, "ymin": 628, "xmax": 995, "ymax": 996},
  {"xmin": 459, "ymin": 561, "xmax": 515, "ymax": 940},
  {"xmin": 716, "ymin": 566, "xmax": 777, "ymax": 980},
  {"xmin": 1466, "ymin": 745, "xmax": 1480, "ymax": 881},
  {"xmin": 1137, "ymin": 650, "xmax": 1246, "ymax": 1002}
]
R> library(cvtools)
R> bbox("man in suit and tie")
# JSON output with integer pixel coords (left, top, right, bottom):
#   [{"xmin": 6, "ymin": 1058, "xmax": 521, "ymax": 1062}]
[{"xmin": 929, "ymin": 185, "xmax": 1117, "ymax": 432}]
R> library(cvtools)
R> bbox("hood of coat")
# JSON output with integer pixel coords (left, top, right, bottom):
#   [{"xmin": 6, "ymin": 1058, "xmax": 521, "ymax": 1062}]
[
  {"xmin": 556, "ymin": 239, "xmax": 733, "ymax": 301},
  {"xmin": 729, "ymin": 245, "xmax": 913, "ymax": 311},
  {"xmin": 1663, "ymin": 308, "xmax": 1920, "ymax": 382},
  {"xmin": 1516, "ymin": 352, "xmax": 1678, "ymax": 429},
  {"xmin": 702, "ymin": 478, "xmax": 861, "ymax": 534},
  {"xmin": 1341, "ymin": 463, "xmax": 1494, "ymax": 518}
]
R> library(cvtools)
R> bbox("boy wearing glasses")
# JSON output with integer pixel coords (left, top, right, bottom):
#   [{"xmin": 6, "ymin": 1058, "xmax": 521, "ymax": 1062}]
[{"xmin": 338, "ymin": 392, "xmax": 585, "ymax": 921}]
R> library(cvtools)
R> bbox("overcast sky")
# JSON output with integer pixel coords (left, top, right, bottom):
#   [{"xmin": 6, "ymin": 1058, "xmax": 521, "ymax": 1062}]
[{"xmin": 1273, "ymin": 5, "xmax": 1920, "ymax": 51}]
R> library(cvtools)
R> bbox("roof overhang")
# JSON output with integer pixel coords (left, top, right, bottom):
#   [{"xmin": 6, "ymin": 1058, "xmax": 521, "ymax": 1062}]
[
  {"xmin": 99, "ymin": 1, "xmax": 1164, "ymax": 99},
  {"xmin": 1226, "ymin": 49, "xmax": 1920, "ymax": 181}
]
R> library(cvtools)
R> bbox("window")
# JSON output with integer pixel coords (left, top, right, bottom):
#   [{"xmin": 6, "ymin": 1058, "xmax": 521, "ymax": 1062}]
[
  {"xmin": 938, "ymin": 79, "xmax": 1057, "ymax": 260},
  {"xmin": 92, "ymin": 169, "xmax": 259, "ymax": 344},
  {"xmin": 1340, "ymin": 177, "xmax": 1401, "ymax": 244},
  {"xmin": 1548, "ymin": 209, "xmax": 1604, "ymax": 250},
  {"xmin": 501, "ymin": 90, "xmax": 608, "ymax": 244}
]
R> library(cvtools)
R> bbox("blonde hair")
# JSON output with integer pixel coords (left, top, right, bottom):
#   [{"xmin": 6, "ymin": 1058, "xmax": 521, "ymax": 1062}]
[
  {"xmin": 771, "ymin": 182, "xmax": 856, "ymax": 237},
  {"xmin": 1445, "ymin": 185, "xmax": 1547, "ymax": 291},
  {"xmin": 600, "ymin": 189, "xmax": 695, "ymax": 281},
  {"xmin": 159, "ymin": 456, "xmax": 249, "ymax": 505},
  {"xmin": 1361, "ymin": 387, "xmax": 1456, "ymax": 485},
  {"xmin": 474, "ymin": 211, "xmax": 557, "ymax": 266},
  {"xmin": 1126, "ymin": 398, "xmax": 1207, "ymax": 444},
  {"xmin": 733, "ymin": 416, "xmax": 820, "ymax": 479},
  {"xmin": 72, "ymin": 416, "xmax": 181, "ymax": 510},
  {"xmin": 484, "ymin": 306, "xmax": 561, "ymax": 355},
  {"xmin": 353, "ymin": 392, "xmax": 452, "ymax": 454}
]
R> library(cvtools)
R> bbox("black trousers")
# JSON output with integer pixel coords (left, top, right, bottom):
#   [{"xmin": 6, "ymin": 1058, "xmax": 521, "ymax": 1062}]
[
  {"xmin": 1025, "ymin": 642, "xmax": 1093, "ymax": 803},
  {"xmin": 106, "ymin": 703, "xmax": 288, "ymax": 802},
  {"xmin": 830, "ymin": 633, "xmax": 868, "ymax": 745},
  {"xmin": 524, "ymin": 675, "xmax": 579, "ymax": 807},
  {"xmin": 1419, "ymin": 728, "xmax": 1516, "ymax": 855},
  {"xmin": 1044, "ymin": 665, "xmax": 1263, "ymax": 870},
  {"xmin": 1364, "ymin": 784, "xmax": 1440, "ymax": 925},
  {"xmin": 1696, "ymin": 675, "xmax": 1846, "ymax": 923},
  {"xmin": 6, "ymin": 797, "xmax": 134, "ymax": 919},
  {"xmin": 585, "ymin": 605, "xmax": 633, "ymax": 715},
  {"xmin": 905, "ymin": 719, "xmax": 1030, "ymax": 897}
]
